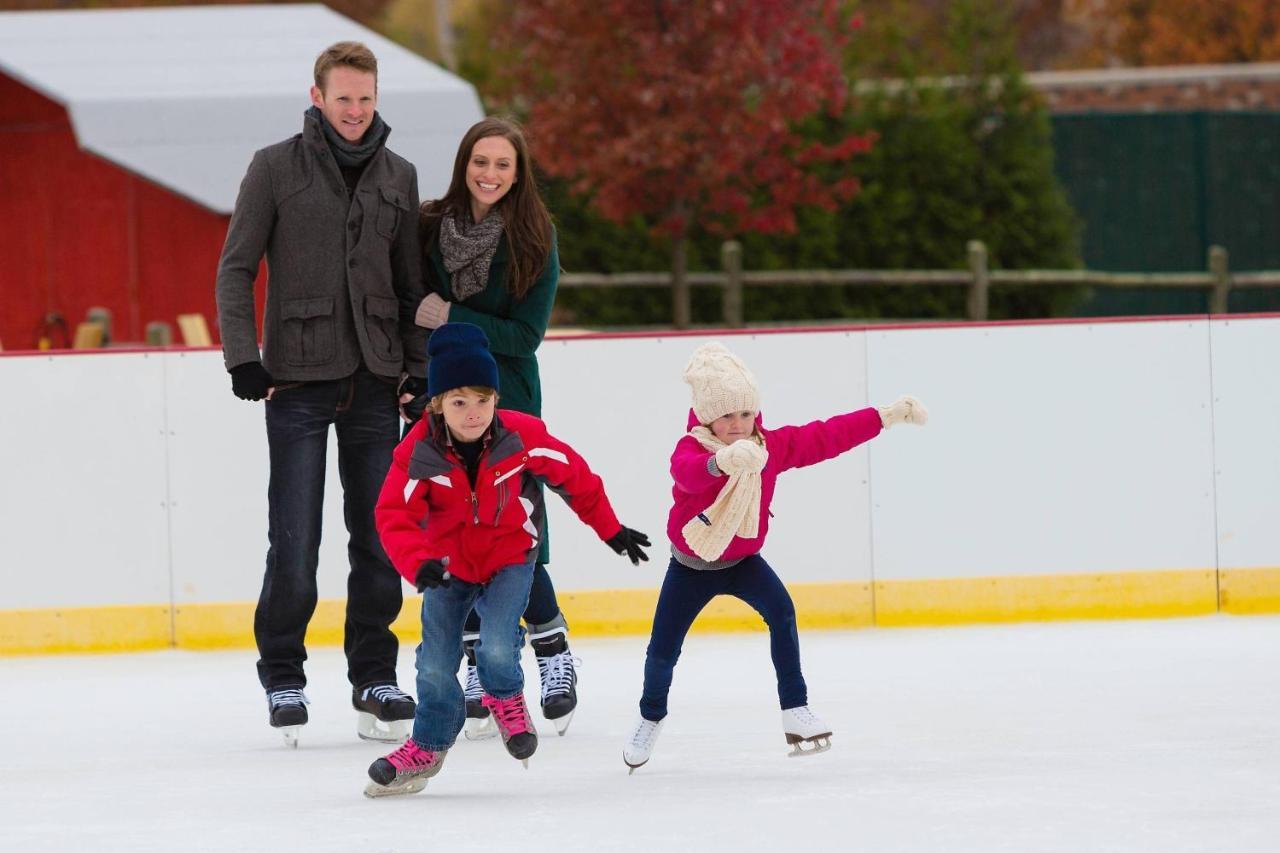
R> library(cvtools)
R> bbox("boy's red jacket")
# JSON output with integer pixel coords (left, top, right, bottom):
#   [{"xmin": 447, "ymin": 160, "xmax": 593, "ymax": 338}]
[{"xmin": 376, "ymin": 409, "xmax": 623, "ymax": 585}]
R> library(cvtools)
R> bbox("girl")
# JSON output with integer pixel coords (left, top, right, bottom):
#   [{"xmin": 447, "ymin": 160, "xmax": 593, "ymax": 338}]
[
  {"xmin": 623, "ymin": 342, "xmax": 927, "ymax": 772},
  {"xmin": 410, "ymin": 118, "xmax": 579, "ymax": 736},
  {"xmin": 369, "ymin": 323, "xmax": 649, "ymax": 796}
]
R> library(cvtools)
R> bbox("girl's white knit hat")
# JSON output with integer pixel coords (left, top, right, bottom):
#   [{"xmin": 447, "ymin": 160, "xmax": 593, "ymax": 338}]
[{"xmin": 683, "ymin": 342, "xmax": 759, "ymax": 424}]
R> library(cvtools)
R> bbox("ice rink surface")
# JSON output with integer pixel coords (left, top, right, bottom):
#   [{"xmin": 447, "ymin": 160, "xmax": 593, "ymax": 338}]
[{"xmin": 3, "ymin": 615, "xmax": 1277, "ymax": 853}]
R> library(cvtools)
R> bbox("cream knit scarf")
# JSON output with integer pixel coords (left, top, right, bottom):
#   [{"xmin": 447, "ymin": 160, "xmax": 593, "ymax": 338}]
[{"xmin": 680, "ymin": 428, "xmax": 768, "ymax": 562}]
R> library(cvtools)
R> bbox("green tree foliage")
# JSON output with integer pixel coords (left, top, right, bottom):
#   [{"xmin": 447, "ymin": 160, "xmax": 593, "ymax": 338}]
[{"xmin": 457, "ymin": 0, "xmax": 1080, "ymax": 327}]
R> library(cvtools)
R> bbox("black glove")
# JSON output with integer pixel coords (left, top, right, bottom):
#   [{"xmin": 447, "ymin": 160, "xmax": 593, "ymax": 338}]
[
  {"xmin": 606, "ymin": 526, "xmax": 651, "ymax": 566},
  {"xmin": 398, "ymin": 375, "xmax": 430, "ymax": 423},
  {"xmin": 414, "ymin": 557, "xmax": 451, "ymax": 592},
  {"xmin": 229, "ymin": 362, "xmax": 273, "ymax": 401}
]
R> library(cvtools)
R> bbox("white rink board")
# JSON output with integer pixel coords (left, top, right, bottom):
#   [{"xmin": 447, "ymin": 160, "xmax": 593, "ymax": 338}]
[
  {"xmin": 536, "ymin": 331, "xmax": 874, "ymax": 590},
  {"xmin": 0, "ymin": 352, "xmax": 171, "ymax": 608},
  {"xmin": 1208, "ymin": 316, "xmax": 1280, "ymax": 569},
  {"xmin": 163, "ymin": 350, "xmax": 376, "ymax": 605},
  {"xmin": 2, "ymin": 315, "xmax": 1278, "ymax": 615},
  {"xmin": 866, "ymin": 320, "xmax": 1218, "ymax": 580}
]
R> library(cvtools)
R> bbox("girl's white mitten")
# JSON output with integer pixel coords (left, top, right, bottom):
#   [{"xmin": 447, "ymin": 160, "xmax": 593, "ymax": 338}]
[{"xmin": 878, "ymin": 395, "xmax": 928, "ymax": 428}]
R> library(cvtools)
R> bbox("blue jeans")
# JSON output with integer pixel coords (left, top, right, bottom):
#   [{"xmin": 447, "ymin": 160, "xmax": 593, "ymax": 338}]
[
  {"xmin": 639, "ymin": 555, "xmax": 807, "ymax": 722},
  {"xmin": 412, "ymin": 561, "xmax": 535, "ymax": 750},
  {"xmin": 255, "ymin": 369, "xmax": 403, "ymax": 691}
]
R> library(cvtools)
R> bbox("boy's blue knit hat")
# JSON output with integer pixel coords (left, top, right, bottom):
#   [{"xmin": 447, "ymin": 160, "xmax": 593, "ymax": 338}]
[{"xmin": 427, "ymin": 322, "xmax": 499, "ymax": 397}]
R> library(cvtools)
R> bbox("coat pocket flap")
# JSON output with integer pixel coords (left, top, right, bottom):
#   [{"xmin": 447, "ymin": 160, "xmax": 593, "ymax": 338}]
[
  {"xmin": 364, "ymin": 294, "xmax": 399, "ymax": 319},
  {"xmin": 379, "ymin": 185, "xmax": 411, "ymax": 210},
  {"xmin": 281, "ymin": 296, "xmax": 334, "ymax": 320}
]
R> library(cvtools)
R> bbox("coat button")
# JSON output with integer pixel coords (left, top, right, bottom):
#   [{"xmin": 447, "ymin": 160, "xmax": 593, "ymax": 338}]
[{"xmin": 348, "ymin": 257, "xmax": 357, "ymax": 268}]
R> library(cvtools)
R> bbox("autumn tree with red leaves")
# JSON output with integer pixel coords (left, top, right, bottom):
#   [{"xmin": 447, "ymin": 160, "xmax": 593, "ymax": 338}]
[{"xmin": 493, "ymin": 0, "xmax": 872, "ymax": 327}]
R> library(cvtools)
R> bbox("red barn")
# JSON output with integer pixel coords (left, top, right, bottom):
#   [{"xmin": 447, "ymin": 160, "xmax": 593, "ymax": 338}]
[{"xmin": 0, "ymin": 4, "xmax": 482, "ymax": 351}]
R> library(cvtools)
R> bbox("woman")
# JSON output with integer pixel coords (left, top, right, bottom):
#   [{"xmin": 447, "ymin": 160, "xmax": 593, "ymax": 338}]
[{"xmin": 413, "ymin": 117, "xmax": 578, "ymax": 736}]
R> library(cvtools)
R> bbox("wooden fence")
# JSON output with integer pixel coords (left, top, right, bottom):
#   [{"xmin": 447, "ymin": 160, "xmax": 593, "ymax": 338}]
[{"xmin": 559, "ymin": 241, "xmax": 1280, "ymax": 327}]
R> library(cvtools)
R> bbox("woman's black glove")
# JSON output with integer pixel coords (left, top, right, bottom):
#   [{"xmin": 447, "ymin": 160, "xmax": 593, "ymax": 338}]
[
  {"xmin": 606, "ymin": 526, "xmax": 651, "ymax": 566},
  {"xmin": 398, "ymin": 375, "xmax": 430, "ymax": 423},
  {"xmin": 415, "ymin": 557, "xmax": 451, "ymax": 591}
]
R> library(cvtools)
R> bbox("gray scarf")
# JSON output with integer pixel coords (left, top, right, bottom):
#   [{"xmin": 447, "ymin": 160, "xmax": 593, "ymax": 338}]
[
  {"xmin": 439, "ymin": 211, "xmax": 505, "ymax": 302},
  {"xmin": 306, "ymin": 106, "xmax": 390, "ymax": 168}
]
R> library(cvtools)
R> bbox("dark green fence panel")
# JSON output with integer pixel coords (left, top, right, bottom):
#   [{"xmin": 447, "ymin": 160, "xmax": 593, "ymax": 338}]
[{"xmin": 1050, "ymin": 111, "xmax": 1280, "ymax": 316}]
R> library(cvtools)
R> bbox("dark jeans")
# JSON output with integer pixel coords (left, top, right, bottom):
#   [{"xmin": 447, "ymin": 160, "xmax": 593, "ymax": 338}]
[
  {"xmin": 639, "ymin": 554, "xmax": 807, "ymax": 722},
  {"xmin": 255, "ymin": 369, "xmax": 403, "ymax": 691}
]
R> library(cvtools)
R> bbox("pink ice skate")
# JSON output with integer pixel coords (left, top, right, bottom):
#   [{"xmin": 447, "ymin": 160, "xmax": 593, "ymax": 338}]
[
  {"xmin": 364, "ymin": 738, "xmax": 447, "ymax": 797},
  {"xmin": 482, "ymin": 693, "xmax": 538, "ymax": 766}
]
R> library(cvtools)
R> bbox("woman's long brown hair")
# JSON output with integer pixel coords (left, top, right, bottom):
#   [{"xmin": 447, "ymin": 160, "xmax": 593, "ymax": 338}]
[{"xmin": 420, "ymin": 117, "xmax": 554, "ymax": 300}]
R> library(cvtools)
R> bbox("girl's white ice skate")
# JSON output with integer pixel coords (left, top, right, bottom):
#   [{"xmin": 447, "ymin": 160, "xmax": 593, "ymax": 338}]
[
  {"xmin": 781, "ymin": 705, "xmax": 832, "ymax": 756},
  {"xmin": 462, "ymin": 662, "xmax": 498, "ymax": 740},
  {"xmin": 622, "ymin": 716, "xmax": 664, "ymax": 774}
]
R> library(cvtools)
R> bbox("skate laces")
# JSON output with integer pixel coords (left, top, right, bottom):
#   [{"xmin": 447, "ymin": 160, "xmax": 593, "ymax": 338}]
[
  {"xmin": 387, "ymin": 739, "xmax": 437, "ymax": 771},
  {"xmin": 482, "ymin": 694, "xmax": 532, "ymax": 737},
  {"xmin": 629, "ymin": 718, "xmax": 662, "ymax": 751},
  {"xmin": 536, "ymin": 651, "xmax": 580, "ymax": 702},
  {"xmin": 364, "ymin": 684, "xmax": 412, "ymax": 703},
  {"xmin": 789, "ymin": 705, "xmax": 820, "ymax": 725},
  {"xmin": 464, "ymin": 665, "xmax": 483, "ymax": 703},
  {"xmin": 267, "ymin": 687, "xmax": 308, "ymax": 710}
]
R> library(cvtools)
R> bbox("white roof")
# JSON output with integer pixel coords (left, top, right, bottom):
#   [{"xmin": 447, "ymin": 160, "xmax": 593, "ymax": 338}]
[{"xmin": 0, "ymin": 4, "xmax": 484, "ymax": 213}]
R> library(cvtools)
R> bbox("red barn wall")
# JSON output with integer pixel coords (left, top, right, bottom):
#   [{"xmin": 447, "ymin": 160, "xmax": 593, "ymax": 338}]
[{"xmin": 0, "ymin": 72, "xmax": 264, "ymax": 351}]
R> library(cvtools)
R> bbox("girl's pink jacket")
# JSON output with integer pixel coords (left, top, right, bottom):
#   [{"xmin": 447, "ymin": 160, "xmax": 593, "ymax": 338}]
[{"xmin": 667, "ymin": 407, "xmax": 883, "ymax": 563}]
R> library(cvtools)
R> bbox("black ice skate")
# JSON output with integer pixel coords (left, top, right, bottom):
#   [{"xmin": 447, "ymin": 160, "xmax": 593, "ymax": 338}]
[
  {"xmin": 482, "ymin": 693, "xmax": 538, "ymax": 767},
  {"xmin": 781, "ymin": 705, "xmax": 832, "ymax": 756},
  {"xmin": 266, "ymin": 687, "xmax": 309, "ymax": 748},
  {"xmin": 461, "ymin": 638, "xmax": 497, "ymax": 741},
  {"xmin": 364, "ymin": 738, "xmax": 447, "ymax": 798},
  {"xmin": 352, "ymin": 683, "xmax": 415, "ymax": 743},
  {"xmin": 531, "ymin": 628, "xmax": 578, "ymax": 735}
]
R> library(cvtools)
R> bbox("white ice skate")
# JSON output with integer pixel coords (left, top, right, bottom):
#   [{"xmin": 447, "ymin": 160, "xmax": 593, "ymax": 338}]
[
  {"xmin": 622, "ymin": 716, "xmax": 664, "ymax": 774},
  {"xmin": 462, "ymin": 662, "xmax": 497, "ymax": 741},
  {"xmin": 781, "ymin": 705, "xmax": 832, "ymax": 756},
  {"xmin": 266, "ymin": 687, "xmax": 309, "ymax": 749}
]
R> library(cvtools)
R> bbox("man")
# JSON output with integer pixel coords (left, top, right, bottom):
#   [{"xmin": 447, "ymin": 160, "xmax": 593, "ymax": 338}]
[{"xmin": 216, "ymin": 41, "xmax": 428, "ymax": 747}]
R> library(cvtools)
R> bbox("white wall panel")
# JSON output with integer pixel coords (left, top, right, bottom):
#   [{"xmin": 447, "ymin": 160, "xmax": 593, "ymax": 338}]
[
  {"xmin": 0, "ymin": 352, "xmax": 170, "ymax": 608},
  {"xmin": 164, "ymin": 351, "xmax": 363, "ymax": 604},
  {"xmin": 1209, "ymin": 316, "xmax": 1280, "ymax": 569},
  {"xmin": 866, "ymin": 320, "xmax": 1218, "ymax": 579},
  {"xmin": 536, "ymin": 330, "xmax": 874, "ymax": 590},
  {"xmin": 2, "ymin": 314, "xmax": 1272, "ymax": 616}
]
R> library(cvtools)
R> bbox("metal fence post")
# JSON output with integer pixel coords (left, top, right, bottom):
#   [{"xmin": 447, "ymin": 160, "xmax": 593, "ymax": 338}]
[
  {"xmin": 721, "ymin": 240, "xmax": 743, "ymax": 328},
  {"xmin": 967, "ymin": 240, "xmax": 989, "ymax": 321},
  {"xmin": 1208, "ymin": 245, "xmax": 1230, "ymax": 315}
]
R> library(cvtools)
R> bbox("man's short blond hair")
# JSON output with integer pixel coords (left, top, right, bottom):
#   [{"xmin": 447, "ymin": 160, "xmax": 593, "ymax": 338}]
[{"xmin": 313, "ymin": 41, "xmax": 378, "ymax": 91}]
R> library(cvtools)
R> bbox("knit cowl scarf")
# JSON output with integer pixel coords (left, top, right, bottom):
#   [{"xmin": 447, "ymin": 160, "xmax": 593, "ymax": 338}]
[
  {"xmin": 680, "ymin": 428, "xmax": 769, "ymax": 562},
  {"xmin": 439, "ymin": 211, "xmax": 505, "ymax": 302},
  {"xmin": 306, "ymin": 105, "xmax": 389, "ymax": 168}
]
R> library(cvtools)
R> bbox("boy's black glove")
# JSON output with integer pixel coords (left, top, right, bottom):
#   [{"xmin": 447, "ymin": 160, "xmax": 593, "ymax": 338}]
[
  {"xmin": 415, "ymin": 557, "xmax": 451, "ymax": 591},
  {"xmin": 398, "ymin": 375, "xmax": 430, "ymax": 423},
  {"xmin": 607, "ymin": 526, "xmax": 651, "ymax": 566},
  {"xmin": 229, "ymin": 362, "xmax": 273, "ymax": 401}
]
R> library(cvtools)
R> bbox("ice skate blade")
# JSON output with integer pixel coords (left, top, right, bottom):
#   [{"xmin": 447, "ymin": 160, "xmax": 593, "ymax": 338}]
[
  {"xmin": 363, "ymin": 778, "xmax": 427, "ymax": 798},
  {"xmin": 356, "ymin": 712, "xmax": 411, "ymax": 743},
  {"xmin": 463, "ymin": 715, "xmax": 498, "ymax": 741},
  {"xmin": 279, "ymin": 725, "xmax": 302, "ymax": 748},
  {"xmin": 786, "ymin": 735, "xmax": 832, "ymax": 757},
  {"xmin": 551, "ymin": 710, "xmax": 575, "ymax": 737}
]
